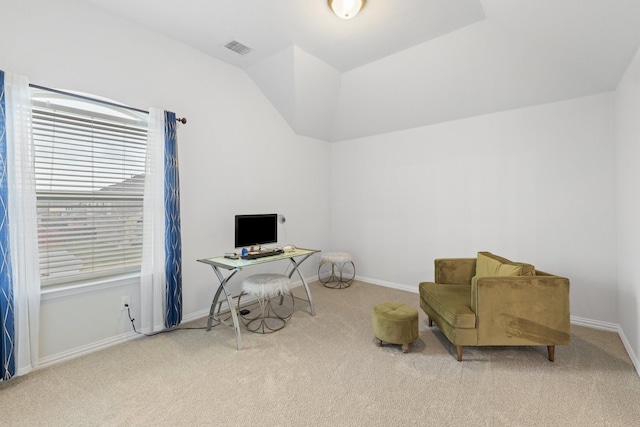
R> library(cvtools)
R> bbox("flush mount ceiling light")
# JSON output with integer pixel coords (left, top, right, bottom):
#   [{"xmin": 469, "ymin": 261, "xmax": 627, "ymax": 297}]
[{"xmin": 328, "ymin": 0, "xmax": 366, "ymax": 20}]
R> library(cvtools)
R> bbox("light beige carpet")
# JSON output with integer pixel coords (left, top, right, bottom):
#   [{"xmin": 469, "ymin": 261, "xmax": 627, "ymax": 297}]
[{"xmin": 1, "ymin": 280, "xmax": 639, "ymax": 426}]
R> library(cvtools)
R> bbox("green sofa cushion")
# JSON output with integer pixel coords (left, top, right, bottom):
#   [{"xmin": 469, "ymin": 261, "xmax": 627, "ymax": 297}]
[
  {"xmin": 419, "ymin": 282, "xmax": 476, "ymax": 329},
  {"xmin": 477, "ymin": 252, "xmax": 535, "ymax": 277}
]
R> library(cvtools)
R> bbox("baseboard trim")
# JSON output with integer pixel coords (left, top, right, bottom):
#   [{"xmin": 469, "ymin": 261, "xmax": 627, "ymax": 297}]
[
  {"xmin": 355, "ymin": 275, "xmax": 418, "ymax": 294},
  {"xmin": 36, "ymin": 276, "xmax": 315, "ymax": 369},
  {"xmin": 617, "ymin": 326, "xmax": 640, "ymax": 378},
  {"xmin": 357, "ymin": 275, "xmax": 640, "ymax": 377},
  {"xmin": 38, "ymin": 330, "xmax": 141, "ymax": 369},
  {"xmin": 36, "ymin": 275, "xmax": 640, "ymax": 379},
  {"xmin": 569, "ymin": 316, "xmax": 640, "ymax": 377},
  {"xmin": 570, "ymin": 315, "xmax": 618, "ymax": 332}
]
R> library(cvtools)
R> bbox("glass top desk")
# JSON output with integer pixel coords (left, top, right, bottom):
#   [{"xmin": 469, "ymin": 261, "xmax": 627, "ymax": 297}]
[{"xmin": 197, "ymin": 248, "xmax": 319, "ymax": 350}]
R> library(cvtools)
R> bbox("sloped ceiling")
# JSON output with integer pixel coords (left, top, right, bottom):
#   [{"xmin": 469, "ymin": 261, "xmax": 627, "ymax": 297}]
[{"xmin": 84, "ymin": 0, "xmax": 640, "ymax": 142}]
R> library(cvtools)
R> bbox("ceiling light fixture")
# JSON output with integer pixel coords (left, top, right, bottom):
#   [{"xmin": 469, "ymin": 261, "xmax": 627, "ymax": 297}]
[{"xmin": 328, "ymin": 0, "xmax": 366, "ymax": 20}]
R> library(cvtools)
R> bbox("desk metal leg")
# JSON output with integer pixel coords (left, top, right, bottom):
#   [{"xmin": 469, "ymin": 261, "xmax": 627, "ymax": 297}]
[
  {"xmin": 288, "ymin": 255, "xmax": 316, "ymax": 316},
  {"xmin": 206, "ymin": 266, "xmax": 243, "ymax": 350},
  {"xmin": 206, "ymin": 281, "xmax": 224, "ymax": 331}
]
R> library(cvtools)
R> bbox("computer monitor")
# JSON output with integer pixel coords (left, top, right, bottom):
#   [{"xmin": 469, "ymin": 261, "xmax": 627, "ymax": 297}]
[{"xmin": 234, "ymin": 214, "xmax": 278, "ymax": 248}]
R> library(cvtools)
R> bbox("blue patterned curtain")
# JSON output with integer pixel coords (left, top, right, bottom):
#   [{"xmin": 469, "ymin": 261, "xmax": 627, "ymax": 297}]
[
  {"xmin": 0, "ymin": 70, "xmax": 16, "ymax": 380},
  {"xmin": 163, "ymin": 111, "xmax": 182, "ymax": 328}
]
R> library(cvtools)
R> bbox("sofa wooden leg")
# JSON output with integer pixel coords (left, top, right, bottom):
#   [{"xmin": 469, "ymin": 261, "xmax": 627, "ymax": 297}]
[
  {"xmin": 547, "ymin": 345, "xmax": 555, "ymax": 362},
  {"xmin": 428, "ymin": 318, "xmax": 433, "ymax": 327},
  {"xmin": 456, "ymin": 346, "xmax": 463, "ymax": 361}
]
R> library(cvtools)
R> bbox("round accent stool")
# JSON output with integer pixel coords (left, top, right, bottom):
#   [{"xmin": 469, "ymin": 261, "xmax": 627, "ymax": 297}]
[
  {"xmin": 372, "ymin": 302, "xmax": 419, "ymax": 353},
  {"xmin": 238, "ymin": 274, "xmax": 294, "ymax": 334},
  {"xmin": 318, "ymin": 252, "xmax": 356, "ymax": 289}
]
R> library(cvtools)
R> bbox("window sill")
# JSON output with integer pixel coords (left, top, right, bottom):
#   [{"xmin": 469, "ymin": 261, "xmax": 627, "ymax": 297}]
[{"xmin": 41, "ymin": 273, "xmax": 141, "ymax": 301}]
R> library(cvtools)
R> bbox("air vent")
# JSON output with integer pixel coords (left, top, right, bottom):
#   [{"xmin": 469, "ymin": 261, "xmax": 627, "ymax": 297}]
[{"xmin": 224, "ymin": 40, "xmax": 253, "ymax": 56}]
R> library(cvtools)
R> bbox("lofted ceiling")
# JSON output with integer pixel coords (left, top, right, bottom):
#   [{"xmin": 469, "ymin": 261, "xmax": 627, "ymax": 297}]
[{"xmin": 83, "ymin": 0, "xmax": 640, "ymax": 142}]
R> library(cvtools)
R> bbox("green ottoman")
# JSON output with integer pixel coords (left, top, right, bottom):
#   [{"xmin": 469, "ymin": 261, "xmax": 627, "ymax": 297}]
[{"xmin": 372, "ymin": 302, "xmax": 419, "ymax": 353}]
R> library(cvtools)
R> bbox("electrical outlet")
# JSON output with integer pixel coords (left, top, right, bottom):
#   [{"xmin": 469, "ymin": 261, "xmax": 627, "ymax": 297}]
[{"xmin": 120, "ymin": 296, "xmax": 130, "ymax": 311}]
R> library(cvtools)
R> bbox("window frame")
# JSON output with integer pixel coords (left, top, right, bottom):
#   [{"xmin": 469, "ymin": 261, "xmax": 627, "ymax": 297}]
[{"xmin": 31, "ymin": 87, "xmax": 149, "ymax": 289}]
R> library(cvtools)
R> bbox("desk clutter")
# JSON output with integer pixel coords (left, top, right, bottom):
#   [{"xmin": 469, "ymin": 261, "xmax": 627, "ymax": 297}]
[
  {"xmin": 224, "ymin": 245, "xmax": 296, "ymax": 260},
  {"xmin": 240, "ymin": 248, "xmax": 284, "ymax": 260}
]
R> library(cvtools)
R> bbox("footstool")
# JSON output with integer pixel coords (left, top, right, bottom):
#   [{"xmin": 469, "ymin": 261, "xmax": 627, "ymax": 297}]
[
  {"xmin": 238, "ymin": 274, "xmax": 294, "ymax": 334},
  {"xmin": 318, "ymin": 251, "xmax": 356, "ymax": 289},
  {"xmin": 372, "ymin": 302, "xmax": 419, "ymax": 353}
]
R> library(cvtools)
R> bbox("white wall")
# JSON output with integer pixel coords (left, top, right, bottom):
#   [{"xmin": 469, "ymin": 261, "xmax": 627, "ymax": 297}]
[
  {"xmin": 0, "ymin": 0, "xmax": 331, "ymax": 363},
  {"xmin": 616, "ymin": 45, "xmax": 640, "ymax": 367},
  {"xmin": 330, "ymin": 93, "xmax": 618, "ymax": 323},
  {"xmin": 0, "ymin": 0, "xmax": 634, "ymax": 368}
]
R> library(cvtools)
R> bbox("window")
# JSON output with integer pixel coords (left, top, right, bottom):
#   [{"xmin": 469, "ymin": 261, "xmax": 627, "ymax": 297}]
[{"xmin": 31, "ymin": 88, "xmax": 148, "ymax": 287}]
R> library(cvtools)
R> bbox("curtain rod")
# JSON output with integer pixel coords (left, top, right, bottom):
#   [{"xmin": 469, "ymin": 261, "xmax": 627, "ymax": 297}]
[{"xmin": 29, "ymin": 83, "xmax": 187, "ymax": 124}]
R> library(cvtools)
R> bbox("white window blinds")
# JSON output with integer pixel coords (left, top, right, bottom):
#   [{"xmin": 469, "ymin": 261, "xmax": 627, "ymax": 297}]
[{"xmin": 31, "ymin": 89, "xmax": 148, "ymax": 287}]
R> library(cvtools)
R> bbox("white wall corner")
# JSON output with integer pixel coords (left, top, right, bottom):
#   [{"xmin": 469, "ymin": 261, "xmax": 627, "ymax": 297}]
[{"xmin": 617, "ymin": 325, "xmax": 640, "ymax": 379}]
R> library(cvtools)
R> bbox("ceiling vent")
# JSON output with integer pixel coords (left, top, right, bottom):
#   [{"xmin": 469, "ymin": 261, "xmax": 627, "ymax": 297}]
[{"xmin": 224, "ymin": 40, "xmax": 253, "ymax": 56}]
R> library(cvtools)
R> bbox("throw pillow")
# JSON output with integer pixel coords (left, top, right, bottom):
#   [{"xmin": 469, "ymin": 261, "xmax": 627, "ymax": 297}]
[{"xmin": 476, "ymin": 252, "xmax": 533, "ymax": 277}]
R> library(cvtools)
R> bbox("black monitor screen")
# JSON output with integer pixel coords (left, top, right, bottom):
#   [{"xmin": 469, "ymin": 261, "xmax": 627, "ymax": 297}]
[{"xmin": 234, "ymin": 214, "xmax": 278, "ymax": 248}]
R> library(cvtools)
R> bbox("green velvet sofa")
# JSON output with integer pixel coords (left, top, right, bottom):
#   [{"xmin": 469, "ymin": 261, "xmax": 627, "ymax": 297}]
[{"xmin": 419, "ymin": 252, "xmax": 570, "ymax": 362}]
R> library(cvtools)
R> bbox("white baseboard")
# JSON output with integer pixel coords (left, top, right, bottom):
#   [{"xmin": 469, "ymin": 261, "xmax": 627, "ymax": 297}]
[
  {"xmin": 570, "ymin": 315, "xmax": 618, "ymax": 332},
  {"xmin": 358, "ymin": 275, "xmax": 640, "ymax": 378},
  {"xmin": 36, "ymin": 276, "xmax": 315, "ymax": 369},
  {"xmin": 568, "ymin": 316, "xmax": 640, "ymax": 377},
  {"xmin": 36, "ymin": 274, "xmax": 640, "ymax": 379},
  {"xmin": 355, "ymin": 274, "xmax": 419, "ymax": 294},
  {"xmin": 617, "ymin": 326, "xmax": 640, "ymax": 378},
  {"xmin": 38, "ymin": 308, "xmax": 220, "ymax": 369},
  {"xmin": 38, "ymin": 330, "xmax": 141, "ymax": 369}
]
